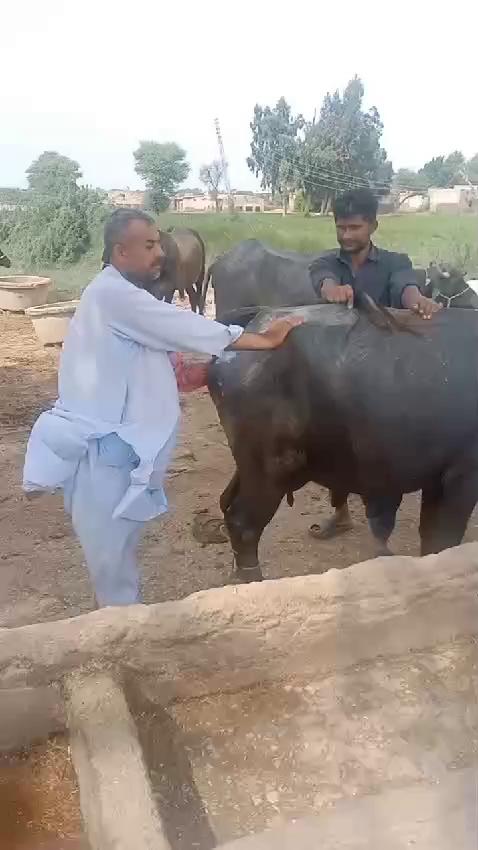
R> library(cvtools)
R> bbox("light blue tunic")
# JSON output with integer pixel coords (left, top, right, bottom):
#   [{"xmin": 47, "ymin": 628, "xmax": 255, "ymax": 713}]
[{"xmin": 23, "ymin": 264, "xmax": 243, "ymax": 522}]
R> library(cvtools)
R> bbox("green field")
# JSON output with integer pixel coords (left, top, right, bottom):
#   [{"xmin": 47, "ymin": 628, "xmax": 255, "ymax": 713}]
[{"xmin": 5, "ymin": 212, "xmax": 478, "ymax": 299}]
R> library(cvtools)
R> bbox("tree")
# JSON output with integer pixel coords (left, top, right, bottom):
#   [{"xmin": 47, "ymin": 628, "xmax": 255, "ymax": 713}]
[
  {"xmin": 247, "ymin": 97, "xmax": 304, "ymax": 214},
  {"xmin": 466, "ymin": 153, "xmax": 478, "ymax": 185},
  {"xmin": 10, "ymin": 187, "xmax": 95, "ymax": 265},
  {"xmin": 199, "ymin": 160, "xmax": 224, "ymax": 211},
  {"xmin": 300, "ymin": 77, "xmax": 392, "ymax": 213},
  {"xmin": 134, "ymin": 141, "xmax": 190, "ymax": 212},
  {"xmin": 4, "ymin": 184, "xmax": 106, "ymax": 267},
  {"xmin": 391, "ymin": 168, "xmax": 428, "ymax": 205},
  {"xmin": 418, "ymin": 151, "xmax": 466, "ymax": 188},
  {"xmin": 26, "ymin": 151, "xmax": 82, "ymax": 195},
  {"xmin": 393, "ymin": 168, "xmax": 424, "ymax": 191}
]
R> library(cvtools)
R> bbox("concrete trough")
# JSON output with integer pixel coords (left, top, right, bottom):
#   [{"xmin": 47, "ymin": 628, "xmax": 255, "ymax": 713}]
[
  {"xmin": 0, "ymin": 543, "xmax": 477, "ymax": 849},
  {"xmin": 26, "ymin": 299, "xmax": 79, "ymax": 345},
  {"xmin": 0, "ymin": 275, "xmax": 51, "ymax": 311}
]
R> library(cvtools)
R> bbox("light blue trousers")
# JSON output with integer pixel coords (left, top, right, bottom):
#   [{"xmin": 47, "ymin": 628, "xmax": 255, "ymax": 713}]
[{"xmin": 64, "ymin": 435, "xmax": 144, "ymax": 607}]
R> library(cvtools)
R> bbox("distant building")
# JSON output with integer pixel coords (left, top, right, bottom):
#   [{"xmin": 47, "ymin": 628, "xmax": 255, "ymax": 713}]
[
  {"xmin": 171, "ymin": 190, "xmax": 270, "ymax": 213},
  {"xmin": 172, "ymin": 193, "xmax": 217, "ymax": 213},
  {"xmin": 232, "ymin": 192, "xmax": 267, "ymax": 212},
  {"xmin": 0, "ymin": 187, "xmax": 28, "ymax": 211},
  {"xmin": 428, "ymin": 185, "xmax": 477, "ymax": 213},
  {"xmin": 398, "ymin": 192, "xmax": 429, "ymax": 212},
  {"xmin": 393, "ymin": 185, "xmax": 478, "ymax": 214},
  {"xmin": 107, "ymin": 190, "xmax": 146, "ymax": 208}
]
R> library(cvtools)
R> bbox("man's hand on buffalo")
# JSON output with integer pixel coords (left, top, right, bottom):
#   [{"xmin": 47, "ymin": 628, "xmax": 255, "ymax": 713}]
[
  {"xmin": 260, "ymin": 316, "xmax": 305, "ymax": 348},
  {"xmin": 231, "ymin": 316, "xmax": 304, "ymax": 351},
  {"xmin": 320, "ymin": 279, "xmax": 354, "ymax": 308},
  {"xmin": 401, "ymin": 286, "xmax": 442, "ymax": 320}
]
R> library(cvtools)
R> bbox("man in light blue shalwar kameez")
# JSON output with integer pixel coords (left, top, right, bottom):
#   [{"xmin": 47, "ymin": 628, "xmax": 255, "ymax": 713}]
[{"xmin": 23, "ymin": 210, "xmax": 301, "ymax": 607}]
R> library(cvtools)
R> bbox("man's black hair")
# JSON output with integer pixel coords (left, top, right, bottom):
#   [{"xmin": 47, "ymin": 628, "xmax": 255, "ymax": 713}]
[
  {"xmin": 102, "ymin": 208, "xmax": 155, "ymax": 268},
  {"xmin": 332, "ymin": 188, "xmax": 378, "ymax": 222}
]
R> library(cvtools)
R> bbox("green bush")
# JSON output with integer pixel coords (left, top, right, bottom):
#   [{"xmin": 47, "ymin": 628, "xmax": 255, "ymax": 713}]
[
  {"xmin": 5, "ymin": 187, "xmax": 107, "ymax": 267},
  {"xmin": 0, "ymin": 209, "xmax": 18, "ymax": 245}
]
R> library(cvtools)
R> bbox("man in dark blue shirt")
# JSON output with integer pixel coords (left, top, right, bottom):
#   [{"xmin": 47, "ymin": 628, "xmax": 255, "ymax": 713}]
[
  {"xmin": 308, "ymin": 188, "xmax": 441, "ymax": 553},
  {"xmin": 310, "ymin": 188, "xmax": 439, "ymax": 317}
]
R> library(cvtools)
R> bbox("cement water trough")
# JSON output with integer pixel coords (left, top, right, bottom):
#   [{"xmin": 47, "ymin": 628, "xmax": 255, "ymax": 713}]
[
  {"xmin": 0, "ymin": 275, "xmax": 51, "ymax": 311},
  {"xmin": 26, "ymin": 299, "xmax": 79, "ymax": 346},
  {"xmin": 0, "ymin": 543, "xmax": 477, "ymax": 850}
]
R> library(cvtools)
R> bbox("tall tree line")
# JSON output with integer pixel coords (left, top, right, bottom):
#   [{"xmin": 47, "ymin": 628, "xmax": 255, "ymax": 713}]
[{"xmin": 247, "ymin": 77, "xmax": 478, "ymax": 213}]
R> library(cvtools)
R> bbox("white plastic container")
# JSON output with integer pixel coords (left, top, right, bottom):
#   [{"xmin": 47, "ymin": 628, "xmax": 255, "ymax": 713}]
[
  {"xmin": 26, "ymin": 300, "xmax": 79, "ymax": 346},
  {"xmin": 0, "ymin": 276, "xmax": 51, "ymax": 311}
]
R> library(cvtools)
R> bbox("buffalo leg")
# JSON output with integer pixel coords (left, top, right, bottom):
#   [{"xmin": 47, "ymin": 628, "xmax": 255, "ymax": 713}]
[
  {"xmin": 186, "ymin": 285, "xmax": 199, "ymax": 313},
  {"xmin": 420, "ymin": 467, "xmax": 478, "ymax": 555},
  {"xmin": 220, "ymin": 471, "xmax": 240, "ymax": 514},
  {"xmin": 309, "ymin": 490, "xmax": 353, "ymax": 540},
  {"xmin": 364, "ymin": 494, "xmax": 402, "ymax": 556},
  {"xmin": 221, "ymin": 473, "xmax": 283, "ymax": 582},
  {"xmin": 419, "ymin": 481, "xmax": 443, "ymax": 555}
]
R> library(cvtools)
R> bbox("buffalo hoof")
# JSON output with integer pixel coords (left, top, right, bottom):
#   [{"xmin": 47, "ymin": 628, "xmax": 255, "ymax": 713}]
[
  {"xmin": 231, "ymin": 562, "xmax": 264, "ymax": 584},
  {"xmin": 372, "ymin": 543, "xmax": 394, "ymax": 558},
  {"xmin": 309, "ymin": 516, "xmax": 353, "ymax": 541}
]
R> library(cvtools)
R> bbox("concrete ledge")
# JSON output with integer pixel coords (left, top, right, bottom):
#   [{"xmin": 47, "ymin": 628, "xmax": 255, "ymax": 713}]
[
  {"xmin": 218, "ymin": 768, "xmax": 477, "ymax": 849},
  {"xmin": 65, "ymin": 672, "xmax": 170, "ymax": 850},
  {"xmin": 0, "ymin": 544, "xmax": 477, "ymax": 699}
]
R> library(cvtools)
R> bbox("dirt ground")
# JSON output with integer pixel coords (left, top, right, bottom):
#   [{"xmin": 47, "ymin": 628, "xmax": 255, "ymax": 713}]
[
  {"xmin": 0, "ymin": 737, "xmax": 84, "ymax": 850},
  {"xmin": 2, "ymin": 310, "xmax": 478, "ymax": 629}
]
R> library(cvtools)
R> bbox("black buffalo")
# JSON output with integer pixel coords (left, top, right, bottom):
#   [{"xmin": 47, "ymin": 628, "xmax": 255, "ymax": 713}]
[
  {"xmin": 209, "ymin": 302, "xmax": 478, "ymax": 582},
  {"xmin": 203, "ymin": 238, "xmax": 430, "ymax": 549},
  {"xmin": 0, "ymin": 247, "xmax": 11, "ymax": 268},
  {"xmin": 425, "ymin": 262, "xmax": 478, "ymax": 309},
  {"xmin": 200, "ymin": 239, "xmax": 319, "ymax": 320}
]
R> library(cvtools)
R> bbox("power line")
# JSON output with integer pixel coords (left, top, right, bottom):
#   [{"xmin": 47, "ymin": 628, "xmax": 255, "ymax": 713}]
[
  {"xmin": 285, "ymin": 153, "xmax": 426, "ymax": 194},
  {"xmin": 261, "ymin": 148, "xmax": 430, "ymax": 195},
  {"xmin": 257, "ymin": 154, "xmax": 423, "ymax": 203},
  {"xmin": 262, "ymin": 136, "xmax": 431, "ymax": 193},
  {"xmin": 269, "ymin": 146, "xmax": 387, "ymax": 189},
  {"xmin": 273, "ymin": 132, "xmax": 394, "ymax": 188},
  {"xmin": 259, "ymin": 152, "xmax": 380, "ymax": 195}
]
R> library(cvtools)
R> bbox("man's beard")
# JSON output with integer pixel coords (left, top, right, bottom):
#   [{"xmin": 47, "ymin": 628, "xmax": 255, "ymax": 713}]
[{"xmin": 341, "ymin": 243, "xmax": 367, "ymax": 255}]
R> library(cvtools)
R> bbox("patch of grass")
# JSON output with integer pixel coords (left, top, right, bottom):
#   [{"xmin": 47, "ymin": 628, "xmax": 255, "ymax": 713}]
[{"xmin": 4, "ymin": 212, "xmax": 478, "ymax": 297}]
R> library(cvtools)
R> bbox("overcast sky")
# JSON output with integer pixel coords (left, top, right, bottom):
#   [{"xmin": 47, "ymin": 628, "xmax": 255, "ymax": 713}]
[{"xmin": 2, "ymin": 0, "xmax": 477, "ymax": 192}]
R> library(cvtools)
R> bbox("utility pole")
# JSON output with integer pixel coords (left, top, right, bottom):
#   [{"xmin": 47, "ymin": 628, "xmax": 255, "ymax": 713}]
[{"xmin": 214, "ymin": 118, "xmax": 234, "ymax": 212}]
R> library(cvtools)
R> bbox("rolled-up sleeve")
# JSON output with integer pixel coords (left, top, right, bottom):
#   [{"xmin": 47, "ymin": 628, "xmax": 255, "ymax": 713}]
[
  {"xmin": 104, "ymin": 282, "xmax": 243, "ymax": 355},
  {"xmin": 309, "ymin": 254, "xmax": 341, "ymax": 297},
  {"xmin": 389, "ymin": 254, "xmax": 420, "ymax": 308}
]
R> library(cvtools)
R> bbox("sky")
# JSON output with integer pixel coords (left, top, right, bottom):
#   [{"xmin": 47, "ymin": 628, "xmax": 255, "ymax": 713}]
[{"xmin": 2, "ymin": 0, "xmax": 477, "ymax": 192}]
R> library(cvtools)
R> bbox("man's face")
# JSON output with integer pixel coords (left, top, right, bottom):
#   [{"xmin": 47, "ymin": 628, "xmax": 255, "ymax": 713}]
[
  {"xmin": 335, "ymin": 215, "xmax": 377, "ymax": 254},
  {"xmin": 113, "ymin": 220, "xmax": 164, "ymax": 283}
]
